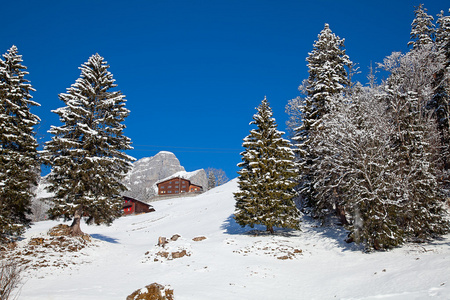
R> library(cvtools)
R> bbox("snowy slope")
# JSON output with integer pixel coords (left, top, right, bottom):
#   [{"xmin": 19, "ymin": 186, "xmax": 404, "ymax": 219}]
[{"xmin": 18, "ymin": 179, "xmax": 450, "ymax": 299}]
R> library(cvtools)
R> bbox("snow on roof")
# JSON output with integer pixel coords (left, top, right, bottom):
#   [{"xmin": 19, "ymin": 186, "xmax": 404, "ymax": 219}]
[{"xmin": 155, "ymin": 170, "xmax": 203, "ymax": 185}]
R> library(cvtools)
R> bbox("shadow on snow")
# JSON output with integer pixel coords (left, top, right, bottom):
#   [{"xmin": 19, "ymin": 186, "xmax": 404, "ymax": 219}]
[
  {"xmin": 221, "ymin": 214, "xmax": 301, "ymax": 238},
  {"xmin": 90, "ymin": 233, "xmax": 119, "ymax": 244},
  {"xmin": 221, "ymin": 213, "xmax": 363, "ymax": 252}
]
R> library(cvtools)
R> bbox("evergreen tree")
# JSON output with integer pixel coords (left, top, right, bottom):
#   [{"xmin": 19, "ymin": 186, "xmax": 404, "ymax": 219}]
[
  {"xmin": 0, "ymin": 46, "xmax": 40, "ymax": 240},
  {"xmin": 234, "ymin": 97, "xmax": 299, "ymax": 234},
  {"xmin": 380, "ymin": 51, "xmax": 449, "ymax": 242},
  {"xmin": 408, "ymin": 4, "xmax": 435, "ymax": 49},
  {"xmin": 292, "ymin": 23, "xmax": 352, "ymax": 212},
  {"xmin": 43, "ymin": 54, "xmax": 134, "ymax": 235},
  {"xmin": 429, "ymin": 9, "xmax": 450, "ymax": 169}
]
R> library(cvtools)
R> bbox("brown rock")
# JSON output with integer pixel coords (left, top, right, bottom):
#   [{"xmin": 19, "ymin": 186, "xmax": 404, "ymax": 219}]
[
  {"xmin": 157, "ymin": 236, "xmax": 168, "ymax": 247},
  {"xmin": 29, "ymin": 238, "xmax": 45, "ymax": 246},
  {"xmin": 170, "ymin": 234, "xmax": 181, "ymax": 241},
  {"xmin": 192, "ymin": 236, "xmax": 206, "ymax": 242},
  {"xmin": 48, "ymin": 224, "xmax": 71, "ymax": 236},
  {"xmin": 126, "ymin": 282, "xmax": 174, "ymax": 300},
  {"xmin": 171, "ymin": 250, "xmax": 189, "ymax": 259},
  {"xmin": 157, "ymin": 251, "xmax": 170, "ymax": 259}
]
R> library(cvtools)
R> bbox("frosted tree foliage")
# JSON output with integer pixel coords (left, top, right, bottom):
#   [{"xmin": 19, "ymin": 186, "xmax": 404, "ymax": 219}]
[
  {"xmin": 43, "ymin": 54, "xmax": 134, "ymax": 235},
  {"xmin": 310, "ymin": 49, "xmax": 449, "ymax": 250},
  {"xmin": 429, "ymin": 9, "xmax": 450, "ymax": 158},
  {"xmin": 408, "ymin": 4, "xmax": 435, "ymax": 49},
  {"xmin": 312, "ymin": 86, "xmax": 405, "ymax": 249},
  {"xmin": 234, "ymin": 98, "xmax": 299, "ymax": 234},
  {"xmin": 379, "ymin": 51, "xmax": 449, "ymax": 243},
  {"xmin": 290, "ymin": 23, "xmax": 352, "ymax": 210},
  {"xmin": 206, "ymin": 168, "xmax": 228, "ymax": 189},
  {"xmin": 0, "ymin": 46, "xmax": 40, "ymax": 240}
]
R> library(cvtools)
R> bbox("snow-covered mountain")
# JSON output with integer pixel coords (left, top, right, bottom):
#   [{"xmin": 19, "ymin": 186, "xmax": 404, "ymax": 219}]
[
  {"xmin": 122, "ymin": 151, "xmax": 207, "ymax": 201},
  {"xmin": 17, "ymin": 179, "xmax": 450, "ymax": 299}
]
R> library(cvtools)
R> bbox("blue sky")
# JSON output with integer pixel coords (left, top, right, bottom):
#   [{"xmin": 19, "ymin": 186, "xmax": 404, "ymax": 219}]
[{"xmin": 1, "ymin": 0, "xmax": 446, "ymax": 180}]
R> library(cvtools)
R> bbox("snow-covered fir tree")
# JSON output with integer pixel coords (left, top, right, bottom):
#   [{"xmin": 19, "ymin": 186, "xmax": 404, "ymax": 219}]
[
  {"xmin": 43, "ymin": 54, "xmax": 134, "ymax": 235},
  {"xmin": 408, "ymin": 4, "xmax": 435, "ymax": 49},
  {"xmin": 429, "ymin": 9, "xmax": 450, "ymax": 164},
  {"xmin": 234, "ymin": 97, "xmax": 299, "ymax": 234},
  {"xmin": 291, "ymin": 23, "xmax": 352, "ymax": 212},
  {"xmin": 0, "ymin": 46, "xmax": 40, "ymax": 240},
  {"xmin": 379, "ymin": 51, "xmax": 449, "ymax": 243}
]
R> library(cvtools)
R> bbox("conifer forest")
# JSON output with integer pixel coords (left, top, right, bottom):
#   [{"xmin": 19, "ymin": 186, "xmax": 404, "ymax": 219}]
[{"xmin": 1, "ymin": 4, "xmax": 450, "ymax": 254}]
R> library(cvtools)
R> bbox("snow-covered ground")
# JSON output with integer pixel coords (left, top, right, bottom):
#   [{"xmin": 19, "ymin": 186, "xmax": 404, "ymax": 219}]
[{"xmin": 17, "ymin": 179, "xmax": 450, "ymax": 299}]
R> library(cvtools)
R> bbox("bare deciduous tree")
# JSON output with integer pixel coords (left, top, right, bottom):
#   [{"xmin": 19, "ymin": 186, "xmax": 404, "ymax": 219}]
[{"xmin": 0, "ymin": 259, "xmax": 23, "ymax": 300}]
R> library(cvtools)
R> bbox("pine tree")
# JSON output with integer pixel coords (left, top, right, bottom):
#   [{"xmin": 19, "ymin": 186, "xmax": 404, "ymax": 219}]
[
  {"xmin": 292, "ymin": 23, "xmax": 352, "ymax": 213},
  {"xmin": 0, "ymin": 46, "xmax": 40, "ymax": 240},
  {"xmin": 408, "ymin": 4, "xmax": 435, "ymax": 49},
  {"xmin": 43, "ymin": 54, "xmax": 134, "ymax": 235},
  {"xmin": 234, "ymin": 97, "xmax": 299, "ymax": 234}
]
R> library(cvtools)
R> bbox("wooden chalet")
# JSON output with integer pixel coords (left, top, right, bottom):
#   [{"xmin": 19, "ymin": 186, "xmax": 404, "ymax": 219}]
[
  {"xmin": 123, "ymin": 196, "xmax": 155, "ymax": 215},
  {"xmin": 156, "ymin": 177, "xmax": 203, "ymax": 196}
]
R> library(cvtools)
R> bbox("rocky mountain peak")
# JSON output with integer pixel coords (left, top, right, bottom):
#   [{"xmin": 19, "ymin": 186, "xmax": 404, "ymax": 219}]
[{"xmin": 122, "ymin": 151, "xmax": 206, "ymax": 201}]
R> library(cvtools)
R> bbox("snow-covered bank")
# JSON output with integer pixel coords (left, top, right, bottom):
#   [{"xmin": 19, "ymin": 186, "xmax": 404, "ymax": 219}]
[{"xmin": 17, "ymin": 179, "xmax": 450, "ymax": 299}]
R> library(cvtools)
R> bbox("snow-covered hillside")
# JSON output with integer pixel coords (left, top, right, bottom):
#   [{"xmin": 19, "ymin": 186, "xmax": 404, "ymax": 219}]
[{"xmin": 18, "ymin": 179, "xmax": 450, "ymax": 299}]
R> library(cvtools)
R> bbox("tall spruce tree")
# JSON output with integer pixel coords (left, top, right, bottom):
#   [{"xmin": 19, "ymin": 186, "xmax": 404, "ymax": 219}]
[
  {"xmin": 0, "ymin": 46, "xmax": 40, "ymax": 240},
  {"xmin": 234, "ymin": 97, "xmax": 299, "ymax": 234},
  {"xmin": 380, "ymin": 51, "xmax": 449, "ymax": 243},
  {"xmin": 429, "ymin": 9, "xmax": 450, "ymax": 170},
  {"xmin": 43, "ymin": 54, "xmax": 134, "ymax": 235},
  {"xmin": 293, "ymin": 23, "xmax": 352, "ymax": 213},
  {"xmin": 408, "ymin": 4, "xmax": 435, "ymax": 49}
]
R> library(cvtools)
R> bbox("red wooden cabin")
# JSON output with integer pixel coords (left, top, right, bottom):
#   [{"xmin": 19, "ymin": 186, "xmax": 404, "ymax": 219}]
[{"xmin": 123, "ymin": 196, "xmax": 155, "ymax": 215}]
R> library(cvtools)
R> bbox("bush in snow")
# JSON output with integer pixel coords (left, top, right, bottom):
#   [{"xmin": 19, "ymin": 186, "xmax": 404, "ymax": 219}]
[{"xmin": 0, "ymin": 258, "xmax": 23, "ymax": 300}]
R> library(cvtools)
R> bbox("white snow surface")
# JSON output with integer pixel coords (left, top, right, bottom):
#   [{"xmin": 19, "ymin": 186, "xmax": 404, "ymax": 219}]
[{"xmin": 19, "ymin": 179, "xmax": 450, "ymax": 299}]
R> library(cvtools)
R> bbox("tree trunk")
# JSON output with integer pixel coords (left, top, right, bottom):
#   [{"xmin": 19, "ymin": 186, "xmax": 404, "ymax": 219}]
[
  {"xmin": 336, "ymin": 204, "xmax": 349, "ymax": 226},
  {"xmin": 266, "ymin": 225, "xmax": 274, "ymax": 234},
  {"xmin": 70, "ymin": 209, "xmax": 84, "ymax": 236}
]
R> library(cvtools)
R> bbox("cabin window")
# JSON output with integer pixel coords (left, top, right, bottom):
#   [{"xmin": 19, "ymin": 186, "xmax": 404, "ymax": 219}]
[{"xmin": 168, "ymin": 185, "xmax": 172, "ymax": 188}]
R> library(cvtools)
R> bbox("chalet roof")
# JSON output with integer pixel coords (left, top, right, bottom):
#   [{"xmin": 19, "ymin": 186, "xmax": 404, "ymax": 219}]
[
  {"xmin": 156, "ymin": 176, "xmax": 191, "ymax": 186},
  {"xmin": 123, "ymin": 196, "xmax": 153, "ymax": 208}
]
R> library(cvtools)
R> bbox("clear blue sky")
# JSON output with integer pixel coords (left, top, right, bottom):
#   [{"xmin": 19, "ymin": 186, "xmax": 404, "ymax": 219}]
[{"xmin": 1, "ymin": 0, "xmax": 446, "ymax": 180}]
